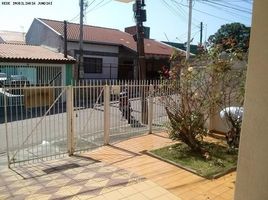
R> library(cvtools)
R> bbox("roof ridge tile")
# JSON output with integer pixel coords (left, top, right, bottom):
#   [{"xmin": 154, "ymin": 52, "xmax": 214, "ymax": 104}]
[
  {"xmin": 38, "ymin": 18, "xmax": 121, "ymax": 32},
  {"xmin": 35, "ymin": 18, "xmax": 178, "ymax": 57}
]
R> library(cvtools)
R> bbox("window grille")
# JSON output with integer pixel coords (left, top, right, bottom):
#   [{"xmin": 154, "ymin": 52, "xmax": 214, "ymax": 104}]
[{"xmin": 83, "ymin": 57, "xmax": 103, "ymax": 73}]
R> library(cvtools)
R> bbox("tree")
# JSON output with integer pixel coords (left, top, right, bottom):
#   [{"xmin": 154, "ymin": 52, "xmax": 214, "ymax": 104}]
[
  {"xmin": 158, "ymin": 51, "xmax": 217, "ymax": 158},
  {"xmin": 159, "ymin": 48, "xmax": 247, "ymax": 157},
  {"xmin": 212, "ymin": 50, "xmax": 247, "ymax": 149},
  {"xmin": 208, "ymin": 23, "xmax": 250, "ymax": 52}
]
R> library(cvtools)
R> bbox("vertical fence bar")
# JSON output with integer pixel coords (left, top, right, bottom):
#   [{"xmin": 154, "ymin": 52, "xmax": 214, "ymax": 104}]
[
  {"xmin": 104, "ymin": 85, "xmax": 110, "ymax": 145},
  {"xmin": 4, "ymin": 88, "xmax": 11, "ymax": 168},
  {"xmin": 148, "ymin": 84, "xmax": 154, "ymax": 134},
  {"xmin": 67, "ymin": 86, "xmax": 74, "ymax": 156}
]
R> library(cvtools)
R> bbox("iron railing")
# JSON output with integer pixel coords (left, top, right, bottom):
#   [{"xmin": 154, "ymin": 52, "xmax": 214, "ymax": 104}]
[{"xmin": 0, "ymin": 80, "xmax": 178, "ymax": 166}]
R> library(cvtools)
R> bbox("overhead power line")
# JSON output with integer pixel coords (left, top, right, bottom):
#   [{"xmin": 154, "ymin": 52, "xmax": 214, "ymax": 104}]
[
  {"xmin": 161, "ymin": 0, "xmax": 200, "ymax": 28},
  {"xmin": 69, "ymin": 0, "xmax": 112, "ymax": 22},
  {"xmin": 205, "ymin": 0, "xmax": 252, "ymax": 14},
  {"xmin": 161, "ymin": 0, "xmax": 187, "ymax": 20},
  {"xmin": 175, "ymin": 1, "xmax": 235, "ymax": 23},
  {"xmin": 85, "ymin": 0, "xmax": 112, "ymax": 14},
  {"xmin": 198, "ymin": 0, "xmax": 251, "ymax": 21},
  {"xmin": 169, "ymin": 0, "xmax": 201, "ymax": 27},
  {"xmin": 70, "ymin": 13, "xmax": 80, "ymax": 22}
]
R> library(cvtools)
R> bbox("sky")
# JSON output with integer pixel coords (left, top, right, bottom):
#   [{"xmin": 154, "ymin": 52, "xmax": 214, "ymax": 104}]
[{"xmin": 0, "ymin": 0, "xmax": 253, "ymax": 45}]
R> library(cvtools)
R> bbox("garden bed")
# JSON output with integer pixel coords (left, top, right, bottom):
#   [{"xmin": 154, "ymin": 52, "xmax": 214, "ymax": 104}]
[{"xmin": 149, "ymin": 142, "xmax": 237, "ymax": 179}]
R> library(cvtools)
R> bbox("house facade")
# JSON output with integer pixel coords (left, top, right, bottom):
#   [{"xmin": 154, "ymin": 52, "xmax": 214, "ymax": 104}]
[
  {"xmin": 0, "ymin": 43, "xmax": 75, "ymax": 86},
  {"xmin": 26, "ymin": 18, "xmax": 180, "ymax": 80}
]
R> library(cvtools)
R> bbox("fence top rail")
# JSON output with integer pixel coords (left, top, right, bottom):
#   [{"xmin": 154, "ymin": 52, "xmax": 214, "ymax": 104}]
[
  {"xmin": 2, "ymin": 85, "xmax": 67, "ymax": 90},
  {"xmin": 0, "ymin": 80, "xmax": 175, "ymax": 90}
]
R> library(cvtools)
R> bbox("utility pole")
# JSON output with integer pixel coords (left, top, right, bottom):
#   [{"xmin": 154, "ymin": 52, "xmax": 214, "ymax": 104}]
[
  {"xmin": 114, "ymin": 0, "xmax": 148, "ymax": 123},
  {"xmin": 134, "ymin": 0, "xmax": 146, "ymax": 80},
  {"xmin": 200, "ymin": 22, "xmax": 203, "ymax": 45},
  {"xmin": 134, "ymin": 0, "xmax": 147, "ymax": 123},
  {"xmin": 64, "ymin": 20, "xmax": 68, "ymax": 58},
  {"xmin": 186, "ymin": 0, "xmax": 193, "ymax": 60},
  {"xmin": 78, "ymin": 0, "xmax": 84, "ymax": 79}
]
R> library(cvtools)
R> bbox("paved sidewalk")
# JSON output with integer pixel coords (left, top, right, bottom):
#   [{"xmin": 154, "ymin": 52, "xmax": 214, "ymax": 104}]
[
  {"xmin": 0, "ymin": 132, "xmax": 235, "ymax": 200},
  {"xmin": 83, "ymin": 132, "xmax": 236, "ymax": 200},
  {"xmin": 0, "ymin": 155, "xmax": 180, "ymax": 199}
]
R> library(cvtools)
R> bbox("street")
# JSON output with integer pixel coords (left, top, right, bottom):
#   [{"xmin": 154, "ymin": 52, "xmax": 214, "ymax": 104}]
[{"xmin": 0, "ymin": 96, "xmax": 172, "ymax": 165}]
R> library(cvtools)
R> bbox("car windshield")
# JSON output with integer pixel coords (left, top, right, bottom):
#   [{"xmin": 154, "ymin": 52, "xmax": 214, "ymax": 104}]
[
  {"xmin": 0, "ymin": 73, "xmax": 7, "ymax": 78},
  {"xmin": 10, "ymin": 75, "xmax": 27, "ymax": 81},
  {"xmin": 0, "ymin": 73, "xmax": 7, "ymax": 80}
]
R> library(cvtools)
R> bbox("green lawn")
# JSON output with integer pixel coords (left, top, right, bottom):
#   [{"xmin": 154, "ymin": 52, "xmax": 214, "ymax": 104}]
[{"xmin": 150, "ymin": 142, "xmax": 237, "ymax": 179}]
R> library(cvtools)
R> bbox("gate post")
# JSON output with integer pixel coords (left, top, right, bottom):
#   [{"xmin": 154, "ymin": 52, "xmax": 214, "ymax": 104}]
[
  {"xmin": 104, "ymin": 85, "xmax": 110, "ymax": 145},
  {"xmin": 148, "ymin": 84, "xmax": 154, "ymax": 134},
  {"xmin": 67, "ymin": 86, "xmax": 75, "ymax": 155}
]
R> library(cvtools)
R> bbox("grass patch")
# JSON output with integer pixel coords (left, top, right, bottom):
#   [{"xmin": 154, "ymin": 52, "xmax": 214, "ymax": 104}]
[{"xmin": 150, "ymin": 142, "xmax": 237, "ymax": 179}]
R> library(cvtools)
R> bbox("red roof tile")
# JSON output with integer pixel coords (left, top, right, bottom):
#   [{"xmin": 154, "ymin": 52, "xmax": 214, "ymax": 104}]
[
  {"xmin": 0, "ymin": 43, "xmax": 75, "ymax": 63},
  {"xmin": 38, "ymin": 18, "xmax": 180, "ymax": 57}
]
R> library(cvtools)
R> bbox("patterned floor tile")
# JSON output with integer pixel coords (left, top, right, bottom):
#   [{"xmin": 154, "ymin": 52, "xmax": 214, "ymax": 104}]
[
  {"xmin": 103, "ymin": 190, "xmax": 125, "ymax": 200},
  {"xmin": 51, "ymin": 186, "xmax": 74, "ymax": 199},
  {"xmin": 90, "ymin": 177, "xmax": 109, "ymax": 183},
  {"xmin": 25, "ymin": 193, "xmax": 52, "ymax": 200},
  {"xmin": 12, "ymin": 187, "xmax": 31, "ymax": 196},
  {"xmin": 34, "ymin": 186, "xmax": 60, "ymax": 196},
  {"xmin": 107, "ymin": 177, "xmax": 129, "ymax": 188},
  {"xmin": 72, "ymin": 184, "xmax": 102, "ymax": 197},
  {"xmin": 0, "ymin": 139, "xmax": 188, "ymax": 200},
  {"xmin": 87, "ymin": 179, "xmax": 110, "ymax": 188},
  {"xmin": 0, "ymin": 156, "xmax": 146, "ymax": 199},
  {"xmin": 99, "ymin": 185, "xmax": 122, "ymax": 195},
  {"xmin": 26, "ymin": 185, "xmax": 45, "ymax": 194},
  {"xmin": 44, "ymin": 179, "xmax": 64, "ymax": 188},
  {"xmin": 73, "ymin": 171, "xmax": 96, "ymax": 181},
  {"xmin": 118, "ymin": 186, "xmax": 138, "ymax": 198}
]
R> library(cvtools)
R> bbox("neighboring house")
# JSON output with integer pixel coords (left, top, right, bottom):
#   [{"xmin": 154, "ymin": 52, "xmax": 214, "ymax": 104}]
[
  {"xmin": 0, "ymin": 30, "xmax": 26, "ymax": 44},
  {"xmin": 26, "ymin": 18, "xmax": 182, "ymax": 80},
  {"xmin": 0, "ymin": 43, "xmax": 76, "ymax": 86}
]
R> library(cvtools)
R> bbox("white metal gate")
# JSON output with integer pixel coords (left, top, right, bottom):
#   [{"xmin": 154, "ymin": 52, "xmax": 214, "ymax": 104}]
[
  {"xmin": 3, "ymin": 86, "xmax": 68, "ymax": 166},
  {"xmin": 73, "ymin": 81, "xmax": 106, "ymax": 153},
  {"xmin": 1, "ymin": 80, "xmax": 177, "ymax": 166}
]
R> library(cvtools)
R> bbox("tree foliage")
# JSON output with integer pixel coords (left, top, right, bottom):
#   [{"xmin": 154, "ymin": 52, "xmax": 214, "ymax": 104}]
[
  {"xmin": 208, "ymin": 23, "xmax": 250, "ymax": 52},
  {"xmin": 212, "ymin": 52, "xmax": 247, "ymax": 149},
  {"xmin": 159, "ymin": 48, "xmax": 247, "ymax": 157},
  {"xmin": 158, "ymin": 52, "xmax": 217, "ymax": 158}
]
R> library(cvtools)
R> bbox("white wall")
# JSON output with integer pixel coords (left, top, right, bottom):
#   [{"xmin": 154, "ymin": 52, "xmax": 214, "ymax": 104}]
[
  {"xmin": 67, "ymin": 42, "xmax": 119, "ymax": 79},
  {"xmin": 235, "ymin": 1, "xmax": 268, "ymax": 199},
  {"xmin": 26, "ymin": 19, "xmax": 62, "ymax": 51},
  {"xmin": 82, "ymin": 55, "xmax": 118, "ymax": 79},
  {"xmin": 68, "ymin": 42, "xmax": 119, "ymax": 53}
]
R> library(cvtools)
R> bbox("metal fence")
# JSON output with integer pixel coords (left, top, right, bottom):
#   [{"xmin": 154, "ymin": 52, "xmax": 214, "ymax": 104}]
[
  {"xmin": 0, "ymin": 80, "xmax": 178, "ymax": 166},
  {"xmin": 1, "ymin": 86, "xmax": 68, "ymax": 165},
  {"xmin": 0, "ymin": 64, "xmax": 63, "ymax": 108}
]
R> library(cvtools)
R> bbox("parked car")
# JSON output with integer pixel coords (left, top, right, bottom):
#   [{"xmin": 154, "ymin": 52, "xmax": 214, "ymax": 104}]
[
  {"xmin": 0, "ymin": 73, "xmax": 7, "ymax": 87},
  {"xmin": 10, "ymin": 75, "xmax": 30, "ymax": 86}
]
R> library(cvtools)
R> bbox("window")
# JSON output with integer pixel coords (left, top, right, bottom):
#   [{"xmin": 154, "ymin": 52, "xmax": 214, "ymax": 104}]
[{"xmin": 83, "ymin": 57, "xmax": 103, "ymax": 73}]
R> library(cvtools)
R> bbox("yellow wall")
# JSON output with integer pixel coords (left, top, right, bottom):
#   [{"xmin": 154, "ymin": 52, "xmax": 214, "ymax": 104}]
[{"xmin": 235, "ymin": 1, "xmax": 268, "ymax": 199}]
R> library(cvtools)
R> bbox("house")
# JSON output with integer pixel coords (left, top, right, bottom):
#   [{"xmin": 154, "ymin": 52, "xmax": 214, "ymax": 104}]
[
  {"xmin": 0, "ymin": 30, "xmax": 26, "ymax": 44},
  {"xmin": 0, "ymin": 43, "xmax": 76, "ymax": 86},
  {"xmin": 26, "ymin": 18, "xmax": 182, "ymax": 80}
]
